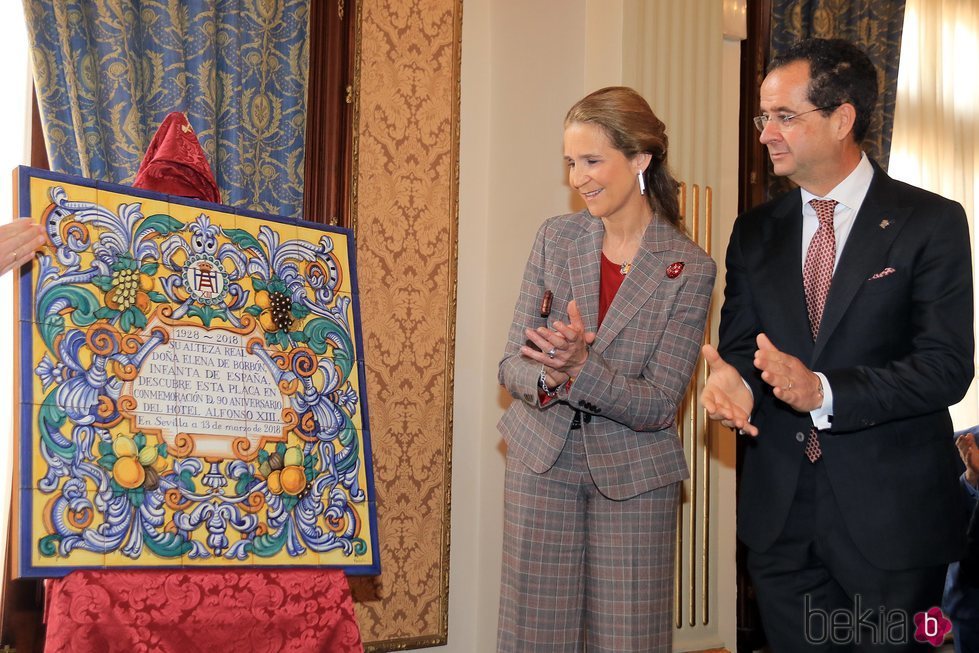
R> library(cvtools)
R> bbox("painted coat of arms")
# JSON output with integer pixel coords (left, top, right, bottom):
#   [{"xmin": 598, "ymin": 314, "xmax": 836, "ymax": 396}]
[{"xmin": 13, "ymin": 167, "xmax": 379, "ymax": 576}]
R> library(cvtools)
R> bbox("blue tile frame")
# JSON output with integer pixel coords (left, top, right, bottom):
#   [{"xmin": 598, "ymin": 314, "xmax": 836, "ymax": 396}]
[{"xmin": 15, "ymin": 166, "xmax": 379, "ymax": 577}]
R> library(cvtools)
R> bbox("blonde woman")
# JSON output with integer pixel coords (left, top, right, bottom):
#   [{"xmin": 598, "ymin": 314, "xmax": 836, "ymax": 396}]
[{"xmin": 496, "ymin": 87, "xmax": 715, "ymax": 652}]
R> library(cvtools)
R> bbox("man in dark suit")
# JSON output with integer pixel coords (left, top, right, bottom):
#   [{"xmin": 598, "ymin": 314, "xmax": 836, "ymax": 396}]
[{"xmin": 701, "ymin": 38, "xmax": 973, "ymax": 651}]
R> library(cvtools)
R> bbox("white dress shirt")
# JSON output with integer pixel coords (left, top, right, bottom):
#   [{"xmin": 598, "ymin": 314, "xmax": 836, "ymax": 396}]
[{"xmin": 801, "ymin": 153, "xmax": 874, "ymax": 429}]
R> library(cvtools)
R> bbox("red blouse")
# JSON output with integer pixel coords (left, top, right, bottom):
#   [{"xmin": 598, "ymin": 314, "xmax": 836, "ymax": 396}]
[{"xmin": 599, "ymin": 253, "xmax": 627, "ymax": 326}]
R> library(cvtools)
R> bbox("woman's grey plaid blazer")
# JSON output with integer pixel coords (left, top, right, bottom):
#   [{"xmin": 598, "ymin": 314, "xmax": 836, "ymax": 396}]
[{"xmin": 498, "ymin": 210, "xmax": 716, "ymax": 500}]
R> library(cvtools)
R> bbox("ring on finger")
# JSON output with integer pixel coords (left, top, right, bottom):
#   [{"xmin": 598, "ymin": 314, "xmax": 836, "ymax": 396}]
[{"xmin": 547, "ymin": 348, "xmax": 556, "ymax": 358}]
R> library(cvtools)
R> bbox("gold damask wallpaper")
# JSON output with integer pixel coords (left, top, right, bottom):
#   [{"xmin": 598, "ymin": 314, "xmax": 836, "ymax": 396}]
[{"xmin": 350, "ymin": 0, "xmax": 461, "ymax": 648}]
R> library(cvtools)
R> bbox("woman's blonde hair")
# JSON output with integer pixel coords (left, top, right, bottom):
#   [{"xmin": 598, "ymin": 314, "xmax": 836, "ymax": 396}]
[{"xmin": 565, "ymin": 86, "xmax": 681, "ymax": 228}]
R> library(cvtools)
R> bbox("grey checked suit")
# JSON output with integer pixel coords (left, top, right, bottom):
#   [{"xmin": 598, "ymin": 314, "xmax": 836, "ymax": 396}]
[{"xmin": 496, "ymin": 210, "xmax": 715, "ymax": 651}]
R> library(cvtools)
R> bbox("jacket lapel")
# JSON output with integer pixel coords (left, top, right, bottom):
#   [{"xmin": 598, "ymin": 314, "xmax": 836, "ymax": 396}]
[
  {"xmin": 814, "ymin": 168, "xmax": 908, "ymax": 359},
  {"xmin": 758, "ymin": 192, "xmax": 815, "ymax": 357},
  {"xmin": 567, "ymin": 217, "xmax": 604, "ymax": 334}
]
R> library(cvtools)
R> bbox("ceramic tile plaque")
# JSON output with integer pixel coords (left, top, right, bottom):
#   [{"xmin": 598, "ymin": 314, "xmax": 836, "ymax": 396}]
[{"xmin": 12, "ymin": 167, "xmax": 379, "ymax": 577}]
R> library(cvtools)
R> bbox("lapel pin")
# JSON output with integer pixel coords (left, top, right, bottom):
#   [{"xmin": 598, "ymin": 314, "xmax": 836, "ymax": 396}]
[
  {"xmin": 539, "ymin": 290, "xmax": 553, "ymax": 317},
  {"xmin": 879, "ymin": 219, "xmax": 891, "ymax": 229},
  {"xmin": 666, "ymin": 262, "xmax": 684, "ymax": 279}
]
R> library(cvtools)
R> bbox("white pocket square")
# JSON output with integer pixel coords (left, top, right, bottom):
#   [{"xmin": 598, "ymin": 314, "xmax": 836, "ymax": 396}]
[{"xmin": 868, "ymin": 267, "xmax": 896, "ymax": 280}]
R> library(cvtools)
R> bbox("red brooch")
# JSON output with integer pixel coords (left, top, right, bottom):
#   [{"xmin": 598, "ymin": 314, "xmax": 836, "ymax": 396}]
[{"xmin": 666, "ymin": 262, "xmax": 684, "ymax": 278}]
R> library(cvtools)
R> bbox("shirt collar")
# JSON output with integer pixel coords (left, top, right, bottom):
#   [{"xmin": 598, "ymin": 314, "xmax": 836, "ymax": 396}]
[{"xmin": 800, "ymin": 152, "xmax": 874, "ymax": 211}]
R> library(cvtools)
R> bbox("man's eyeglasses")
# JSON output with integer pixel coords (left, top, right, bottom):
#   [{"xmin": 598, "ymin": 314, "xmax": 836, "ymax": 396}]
[{"xmin": 753, "ymin": 104, "xmax": 841, "ymax": 133}]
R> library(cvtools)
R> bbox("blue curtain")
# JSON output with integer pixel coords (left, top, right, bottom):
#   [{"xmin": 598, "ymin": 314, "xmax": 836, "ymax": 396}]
[
  {"xmin": 23, "ymin": 0, "xmax": 310, "ymax": 219},
  {"xmin": 770, "ymin": 0, "xmax": 906, "ymax": 171}
]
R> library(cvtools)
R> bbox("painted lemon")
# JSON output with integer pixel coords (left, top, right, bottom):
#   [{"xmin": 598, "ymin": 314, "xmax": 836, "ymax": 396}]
[
  {"xmin": 283, "ymin": 446, "xmax": 303, "ymax": 468},
  {"xmin": 137, "ymin": 445, "xmax": 159, "ymax": 466},
  {"xmin": 266, "ymin": 469, "xmax": 283, "ymax": 494},
  {"xmin": 112, "ymin": 436, "xmax": 138, "ymax": 458},
  {"xmin": 259, "ymin": 311, "xmax": 279, "ymax": 333},
  {"xmin": 112, "ymin": 456, "xmax": 145, "ymax": 489},
  {"xmin": 280, "ymin": 465, "xmax": 306, "ymax": 495}
]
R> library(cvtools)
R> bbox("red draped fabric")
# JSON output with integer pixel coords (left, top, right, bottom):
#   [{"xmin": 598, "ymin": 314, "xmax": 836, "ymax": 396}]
[{"xmin": 44, "ymin": 569, "xmax": 363, "ymax": 653}]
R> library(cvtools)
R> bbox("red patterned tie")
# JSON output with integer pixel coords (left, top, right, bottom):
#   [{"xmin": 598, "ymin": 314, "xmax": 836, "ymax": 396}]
[{"xmin": 802, "ymin": 198, "xmax": 837, "ymax": 462}]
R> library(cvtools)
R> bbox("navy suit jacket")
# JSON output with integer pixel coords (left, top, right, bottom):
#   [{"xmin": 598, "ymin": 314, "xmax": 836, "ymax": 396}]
[{"xmin": 719, "ymin": 163, "xmax": 974, "ymax": 570}]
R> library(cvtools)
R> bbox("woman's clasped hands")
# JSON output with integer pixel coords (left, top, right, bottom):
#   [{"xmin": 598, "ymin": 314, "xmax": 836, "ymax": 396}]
[{"xmin": 520, "ymin": 299, "xmax": 596, "ymax": 387}]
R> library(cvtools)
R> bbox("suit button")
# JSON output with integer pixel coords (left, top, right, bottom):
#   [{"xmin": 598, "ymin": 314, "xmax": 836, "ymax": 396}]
[
  {"xmin": 583, "ymin": 413, "xmax": 592, "ymax": 424},
  {"xmin": 795, "ymin": 432, "xmax": 805, "ymax": 442},
  {"xmin": 578, "ymin": 399, "xmax": 586, "ymax": 407}
]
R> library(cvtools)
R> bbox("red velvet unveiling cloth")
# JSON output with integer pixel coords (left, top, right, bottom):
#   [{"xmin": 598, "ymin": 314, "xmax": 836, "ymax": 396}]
[
  {"xmin": 133, "ymin": 112, "xmax": 221, "ymax": 204},
  {"xmin": 43, "ymin": 569, "xmax": 363, "ymax": 653}
]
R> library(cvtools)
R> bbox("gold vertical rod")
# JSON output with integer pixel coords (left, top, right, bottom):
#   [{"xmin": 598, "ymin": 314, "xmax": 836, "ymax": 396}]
[
  {"xmin": 688, "ymin": 184, "xmax": 700, "ymax": 626},
  {"xmin": 674, "ymin": 181, "xmax": 687, "ymax": 630},
  {"xmin": 675, "ymin": 410, "xmax": 683, "ymax": 629},
  {"xmin": 679, "ymin": 182, "xmax": 687, "ymax": 220},
  {"xmin": 701, "ymin": 185, "xmax": 713, "ymax": 625}
]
